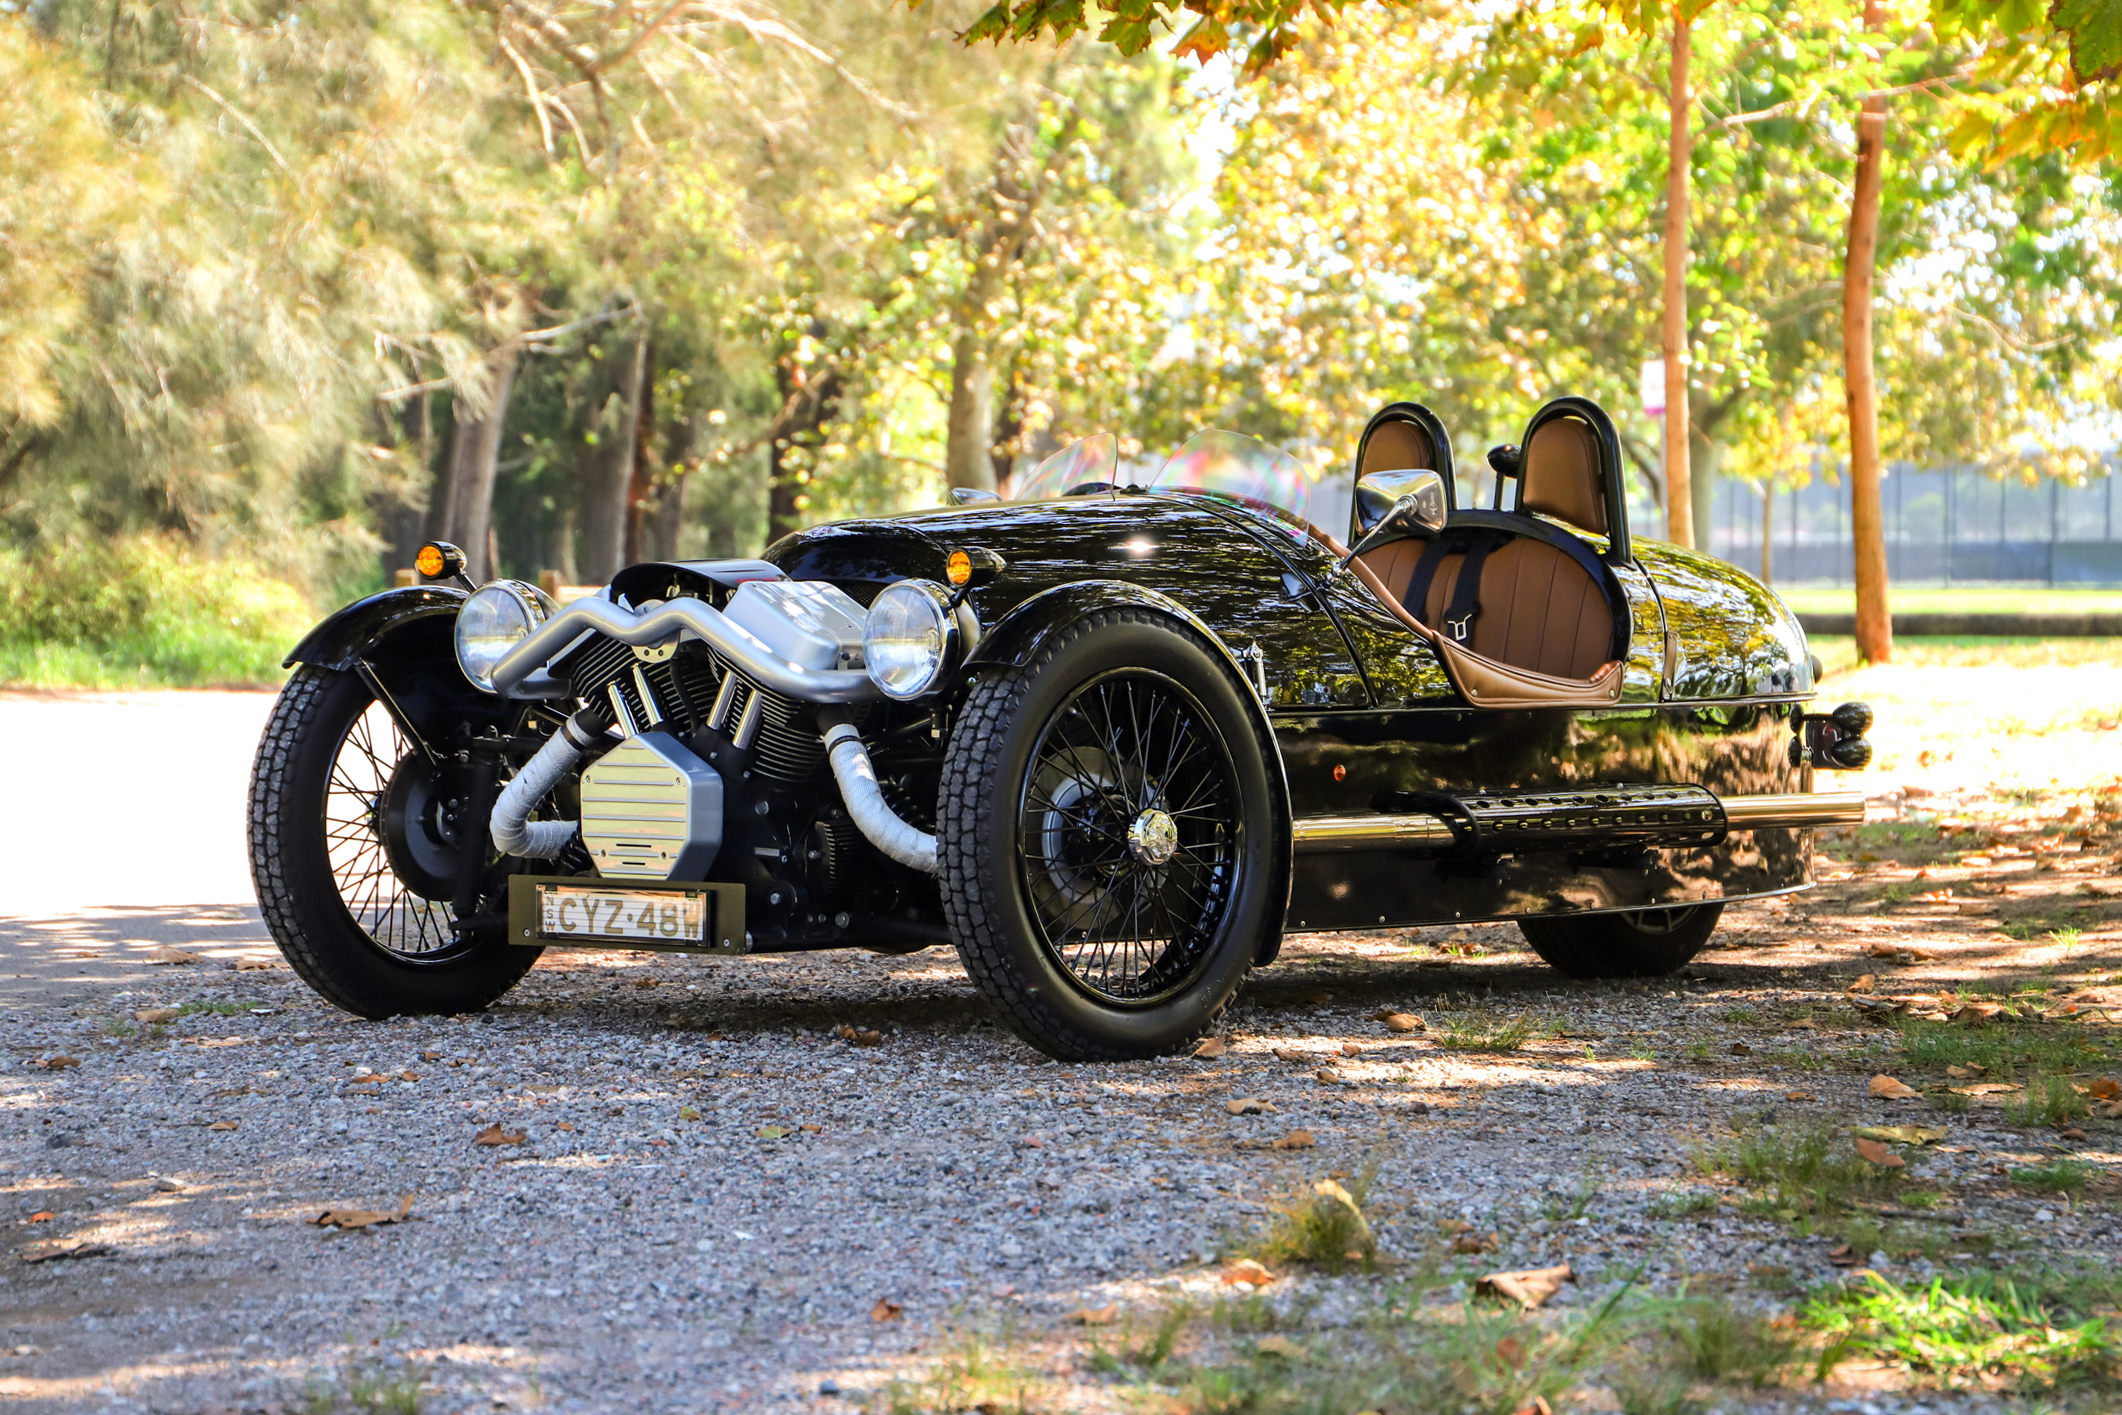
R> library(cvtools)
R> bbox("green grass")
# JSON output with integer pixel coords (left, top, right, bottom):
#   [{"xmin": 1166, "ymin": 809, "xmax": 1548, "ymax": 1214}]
[
  {"xmin": 1250, "ymin": 1177, "xmax": 1379, "ymax": 1275},
  {"xmin": 2005, "ymin": 1075, "xmax": 2094, "ymax": 1128},
  {"xmin": 1436, "ymin": 1015, "xmax": 1536, "ymax": 1053},
  {"xmin": 1895, "ymin": 1017, "xmax": 2104, "ymax": 1079},
  {"xmin": 1702, "ymin": 1121, "xmax": 1903, "ymax": 1219},
  {"xmin": 0, "ymin": 536, "xmax": 312, "ymax": 689},
  {"xmin": 884, "ymin": 1328, "xmax": 1049, "ymax": 1415},
  {"xmin": 1803, "ymin": 1271, "xmax": 2118, "ymax": 1393},
  {"xmin": 1646, "ymin": 1190, "xmax": 1719, "ymax": 1220},
  {"xmin": 2012, "ymin": 1158, "xmax": 2095, "ymax": 1194},
  {"xmin": 1662, "ymin": 1295, "xmax": 1802, "ymax": 1387}
]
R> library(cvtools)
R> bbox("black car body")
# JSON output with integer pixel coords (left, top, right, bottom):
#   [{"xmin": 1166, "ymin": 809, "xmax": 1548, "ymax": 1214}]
[{"xmin": 251, "ymin": 397, "xmax": 1869, "ymax": 1059}]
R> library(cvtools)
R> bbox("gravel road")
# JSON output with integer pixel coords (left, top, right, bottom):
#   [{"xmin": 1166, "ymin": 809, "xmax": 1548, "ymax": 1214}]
[{"xmin": 1, "ymin": 692, "xmax": 2118, "ymax": 1414}]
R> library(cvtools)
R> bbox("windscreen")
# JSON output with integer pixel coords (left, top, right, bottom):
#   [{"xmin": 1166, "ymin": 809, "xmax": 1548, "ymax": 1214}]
[
  {"xmin": 1006, "ymin": 432, "xmax": 1120, "ymax": 501},
  {"xmin": 1146, "ymin": 430, "xmax": 1325, "ymax": 541}
]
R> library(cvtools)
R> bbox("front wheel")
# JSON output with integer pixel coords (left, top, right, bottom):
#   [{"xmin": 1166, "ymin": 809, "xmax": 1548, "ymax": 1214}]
[
  {"xmin": 938, "ymin": 611, "xmax": 1287, "ymax": 1061},
  {"xmin": 247, "ymin": 665, "xmax": 540, "ymax": 1017},
  {"xmin": 1516, "ymin": 902, "xmax": 1724, "ymax": 978}
]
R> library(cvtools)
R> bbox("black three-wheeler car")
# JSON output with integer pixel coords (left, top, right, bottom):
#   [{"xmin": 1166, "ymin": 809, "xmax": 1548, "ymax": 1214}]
[{"xmin": 249, "ymin": 397, "xmax": 1871, "ymax": 1060}]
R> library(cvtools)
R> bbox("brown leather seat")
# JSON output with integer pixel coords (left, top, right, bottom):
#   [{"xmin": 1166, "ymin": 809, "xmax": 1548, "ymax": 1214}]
[{"xmin": 1355, "ymin": 407, "xmax": 1617, "ymax": 684}]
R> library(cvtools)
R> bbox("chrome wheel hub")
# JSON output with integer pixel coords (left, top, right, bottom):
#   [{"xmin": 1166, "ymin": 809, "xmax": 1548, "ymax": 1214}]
[{"xmin": 1127, "ymin": 808, "xmax": 1179, "ymax": 866}]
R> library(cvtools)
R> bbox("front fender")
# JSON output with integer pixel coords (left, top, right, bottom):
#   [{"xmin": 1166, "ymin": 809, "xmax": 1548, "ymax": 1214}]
[
  {"xmin": 283, "ymin": 585, "xmax": 465, "ymax": 672},
  {"xmin": 964, "ymin": 579, "xmax": 1294, "ymax": 965}
]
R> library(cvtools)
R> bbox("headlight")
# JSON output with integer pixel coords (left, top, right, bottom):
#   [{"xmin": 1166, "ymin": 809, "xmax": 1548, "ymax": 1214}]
[
  {"xmin": 863, "ymin": 579, "xmax": 959, "ymax": 700},
  {"xmin": 455, "ymin": 580, "xmax": 555, "ymax": 694}
]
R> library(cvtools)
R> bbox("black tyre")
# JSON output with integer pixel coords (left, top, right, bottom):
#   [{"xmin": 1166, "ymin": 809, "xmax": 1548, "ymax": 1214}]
[
  {"xmin": 938, "ymin": 610, "xmax": 1287, "ymax": 1061},
  {"xmin": 247, "ymin": 665, "xmax": 539, "ymax": 1017},
  {"xmin": 1516, "ymin": 902, "xmax": 1725, "ymax": 978}
]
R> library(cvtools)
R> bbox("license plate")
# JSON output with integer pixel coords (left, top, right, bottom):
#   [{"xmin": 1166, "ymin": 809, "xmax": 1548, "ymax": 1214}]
[{"xmin": 537, "ymin": 885, "xmax": 706, "ymax": 943}]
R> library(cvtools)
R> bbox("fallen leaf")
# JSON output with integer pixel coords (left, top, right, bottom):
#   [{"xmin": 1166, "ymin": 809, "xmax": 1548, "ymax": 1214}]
[
  {"xmin": 20, "ymin": 1241, "xmax": 110, "ymax": 1264},
  {"xmin": 834, "ymin": 1025, "xmax": 884, "ymax": 1048},
  {"xmin": 1949, "ymin": 1003, "xmax": 2004, "ymax": 1026},
  {"xmin": 755, "ymin": 1124, "xmax": 792, "ymax": 1140},
  {"xmin": 422, "ymin": 1050, "xmax": 442, "ymax": 1062},
  {"xmin": 1066, "ymin": 1305, "xmax": 1119, "ymax": 1326},
  {"xmin": 1786, "ymin": 1090, "xmax": 1816, "ymax": 1101},
  {"xmin": 1827, "ymin": 1243, "xmax": 1859, "ymax": 1266},
  {"xmin": 147, "ymin": 946, "xmax": 202, "ymax": 965},
  {"xmin": 232, "ymin": 957, "xmax": 278, "ymax": 971},
  {"xmin": 26, "ymin": 1212, "xmax": 52, "ymax": 1223},
  {"xmin": 800, "ymin": 1124, "xmax": 822, "ymax": 1135},
  {"xmin": 1221, "ymin": 1258, "xmax": 1275, "ymax": 1287},
  {"xmin": 2058, "ymin": 1127, "xmax": 2088, "ymax": 1141},
  {"xmin": 34, "ymin": 1055, "xmax": 79, "ymax": 1070},
  {"xmin": 554, "ymin": 1121, "xmax": 576, "ymax": 1132},
  {"xmin": 870, "ymin": 1298, "xmax": 902, "ymax": 1322},
  {"xmin": 207, "ymin": 1121, "xmax": 238, "ymax": 1132},
  {"xmin": 1865, "ymin": 943, "xmax": 1902, "ymax": 959},
  {"xmin": 1729, "ymin": 1041, "xmax": 1752, "ymax": 1056},
  {"xmin": 1339, "ymin": 1042, "xmax": 1363, "ymax": 1056},
  {"xmin": 1451, "ymin": 1232, "xmax": 1498, "ymax": 1255},
  {"xmin": 2088, "ymin": 1078, "xmax": 2120, "ymax": 1101},
  {"xmin": 1226, "ymin": 1097, "xmax": 1276, "ymax": 1116},
  {"xmin": 1950, "ymin": 1082, "xmax": 2023, "ymax": 1096},
  {"xmin": 1869, "ymin": 1074, "xmax": 1920, "ymax": 1099},
  {"xmin": 631, "ymin": 978, "xmax": 658, "ymax": 989},
  {"xmin": 1254, "ymin": 1335, "xmax": 1302, "ymax": 1359},
  {"xmin": 473, "ymin": 1124, "xmax": 527, "ymax": 1147},
  {"xmin": 133, "ymin": 1008, "xmax": 179, "ymax": 1024},
  {"xmin": 1854, "ymin": 1137, "xmax": 1905, "ymax": 1168},
  {"xmin": 1192, "ymin": 1037, "xmax": 1228, "ymax": 1059},
  {"xmin": 1847, "ymin": 974, "xmax": 1876, "ymax": 994},
  {"xmin": 1314, "ymin": 1067, "xmax": 1344, "ymax": 1084},
  {"xmin": 1271, "ymin": 1047, "xmax": 1303, "ymax": 1063},
  {"xmin": 1947, "ymin": 1063, "xmax": 1988, "ymax": 1079},
  {"xmin": 677, "ymin": 1107, "xmax": 701, "ymax": 1121},
  {"xmin": 1377, "ymin": 1011, "xmax": 1425, "ymax": 1033},
  {"xmin": 310, "ymin": 1195, "xmax": 413, "ymax": 1232},
  {"xmin": 1272, "ymin": 1130, "xmax": 1317, "ymax": 1150},
  {"xmin": 1477, "ymin": 1263, "xmax": 1574, "ymax": 1310},
  {"xmin": 1855, "ymin": 1125, "xmax": 1947, "ymax": 1144},
  {"xmin": 399, "ymin": 1070, "xmax": 418, "ymax": 1082},
  {"xmin": 2100, "ymin": 1099, "xmax": 2122, "ymax": 1119}
]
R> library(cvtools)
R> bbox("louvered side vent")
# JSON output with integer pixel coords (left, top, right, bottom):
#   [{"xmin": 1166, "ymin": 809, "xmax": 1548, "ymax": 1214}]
[{"xmin": 579, "ymin": 735, "xmax": 724, "ymax": 880}]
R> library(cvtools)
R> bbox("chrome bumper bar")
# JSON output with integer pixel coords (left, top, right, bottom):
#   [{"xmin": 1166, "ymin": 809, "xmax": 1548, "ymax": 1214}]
[
  {"xmin": 1291, "ymin": 790, "xmax": 1865, "ymax": 854},
  {"xmin": 491, "ymin": 595, "xmax": 882, "ymax": 704}
]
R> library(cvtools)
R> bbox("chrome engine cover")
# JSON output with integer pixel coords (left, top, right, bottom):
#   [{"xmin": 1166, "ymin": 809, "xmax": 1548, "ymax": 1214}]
[{"xmin": 580, "ymin": 733, "xmax": 724, "ymax": 880}]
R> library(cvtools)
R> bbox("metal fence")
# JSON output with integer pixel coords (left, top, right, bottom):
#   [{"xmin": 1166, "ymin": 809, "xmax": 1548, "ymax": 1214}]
[{"xmin": 1702, "ymin": 466, "xmax": 2122, "ymax": 585}]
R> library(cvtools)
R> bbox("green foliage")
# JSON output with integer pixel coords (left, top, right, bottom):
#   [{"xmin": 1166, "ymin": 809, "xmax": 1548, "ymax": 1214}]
[
  {"xmin": 0, "ymin": 537, "xmax": 311, "ymax": 687},
  {"xmin": 2005, "ymin": 1075, "xmax": 2094, "ymax": 1128},
  {"xmin": 1804, "ymin": 1271, "xmax": 2119, "ymax": 1392},
  {"xmin": 2011, "ymin": 1158, "xmax": 2095, "ymax": 1193},
  {"xmin": 1251, "ymin": 1177, "xmax": 1378, "ymax": 1274},
  {"xmin": 1703, "ymin": 1120, "xmax": 1902, "ymax": 1217},
  {"xmin": 1662, "ymin": 1295, "xmax": 1802, "ymax": 1386},
  {"xmin": 1438, "ymin": 1015, "xmax": 1536, "ymax": 1053}
]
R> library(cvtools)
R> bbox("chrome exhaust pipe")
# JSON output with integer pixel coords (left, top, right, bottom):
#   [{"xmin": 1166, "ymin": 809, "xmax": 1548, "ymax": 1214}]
[{"xmin": 1291, "ymin": 789, "xmax": 1864, "ymax": 855}]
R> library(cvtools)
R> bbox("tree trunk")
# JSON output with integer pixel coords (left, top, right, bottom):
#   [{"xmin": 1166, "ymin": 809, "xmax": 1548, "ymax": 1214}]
[
  {"xmin": 1760, "ymin": 478, "xmax": 1774, "ymax": 584},
  {"xmin": 1844, "ymin": 0, "xmax": 1892, "ymax": 663},
  {"xmin": 944, "ymin": 330, "xmax": 996, "ymax": 492},
  {"xmin": 624, "ymin": 344, "xmax": 658, "ymax": 566},
  {"xmin": 990, "ymin": 359, "xmax": 1024, "ymax": 488},
  {"xmin": 767, "ymin": 354, "xmax": 844, "ymax": 546},
  {"xmin": 426, "ymin": 348, "xmax": 519, "ymax": 582},
  {"xmin": 1662, "ymin": 10, "xmax": 1695, "ymax": 549},
  {"xmin": 577, "ymin": 335, "xmax": 648, "ymax": 585}
]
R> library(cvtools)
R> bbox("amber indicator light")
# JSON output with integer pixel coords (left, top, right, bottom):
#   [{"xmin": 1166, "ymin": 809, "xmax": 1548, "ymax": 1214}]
[
  {"xmin": 946, "ymin": 550, "xmax": 973, "ymax": 586},
  {"xmin": 415, "ymin": 544, "xmax": 447, "ymax": 578},
  {"xmin": 1333, "ymin": 764, "xmax": 1347, "ymax": 781}
]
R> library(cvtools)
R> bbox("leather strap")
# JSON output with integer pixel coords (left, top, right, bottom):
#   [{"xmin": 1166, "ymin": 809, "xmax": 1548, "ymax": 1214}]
[
  {"xmin": 1438, "ymin": 535, "xmax": 1499, "ymax": 643},
  {"xmin": 1398, "ymin": 537, "xmax": 1456, "ymax": 626}
]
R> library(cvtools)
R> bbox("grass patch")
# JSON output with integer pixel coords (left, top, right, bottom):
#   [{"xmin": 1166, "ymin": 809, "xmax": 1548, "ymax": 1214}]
[
  {"xmin": 0, "ymin": 535, "xmax": 313, "ymax": 689},
  {"xmin": 1702, "ymin": 1121, "xmax": 1902, "ymax": 1221},
  {"xmin": 1646, "ymin": 1190, "xmax": 1719, "ymax": 1221},
  {"xmin": 303, "ymin": 1361, "xmax": 427, "ymax": 1415},
  {"xmin": 1804, "ymin": 1271, "xmax": 2119, "ymax": 1393},
  {"xmin": 2012, "ymin": 1158, "xmax": 2095, "ymax": 1194},
  {"xmin": 2005, "ymin": 1075, "xmax": 2093, "ymax": 1128},
  {"xmin": 1895, "ymin": 1017, "xmax": 2105, "ymax": 1078},
  {"xmin": 1662, "ymin": 1294, "xmax": 1802, "ymax": 1387},
  {"xmin": 177, "ymin": 999, "xmax": 253, "ymax": 1017},
  {"xmin": 883, "ymin": 1328, "xmax": 1052, "ymax": 1415},
  {"xmin": 1436, "ymin": 1015, "xmax": 1535, "ymax": 1053},
  {"xmin": 1251, "ymin": 1177, "xmax": 1379, "ymax": 1274}
]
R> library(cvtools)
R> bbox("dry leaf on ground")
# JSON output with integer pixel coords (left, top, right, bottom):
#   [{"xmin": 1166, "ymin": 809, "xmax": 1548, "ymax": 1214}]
[
  {"xmin": 1856, "ymin": 1125, "xmax": 1946, "ymax": 1144},
  {"xmin": 147, "ymin": 946, "xmax": 202, "ymax": 965},
  {"xmin": 2087, "ymin": 1077, "xmax": 2120, "ymax": 1101},
  {"xmin": 473, "ymin": 1123, "xmax": 527, "ymax": 1147},
  {"xmin": 834, "ymin": 1025, "xmax": 883, "ymax": 1047},
  {"xmin": 1476, "ymin": 1263, "xmax": 1574, "ymax": 1311},
  {"xmin": 756, "ymin": 1125, "xmax": 792, "ymax": 1140},
  {"xmin": 677, "ymin": 1107, "xmax": 701, "ymax": 1121},
  {"xmin": 1315, "ymin": 1067, "xmax": 1344, "ymax": 1084},
  {"xmin": 20, "ymin": 1241, "xmax": 111, "ymax": 1265},
  {"xmin": 1869, "ymin": 1074, "xmax": 1920, "ymax": 1099},
  {"xmin": 1854, "ymin": 1138, "xmax": 1905, "ymax": 1168},
  {"xmin": 1066, "ymin": 1305, "xmax": 1119, "ymax": 1326},
  {"xmin": 1226, "ymin": 1097, "xmax": 1276, "ymax": 1116},
  {"xmin": 1827, "ymin": 1243, "xmax": 1860, "ymax": 1267},
  {"xmin": 1271, "ymin": 1047, "xmax": 1303, "ymax": 1063},
  {"xmin": 1847, "ymin": 974, "xmax": 1876, "ymax": 994},
  {"xmin": 1786, "ymin": 1091, "xmax": 1816, "ymax": 1101},
  {"xmin": 870, "ymin": 1298, "xmax": 902, "ymax": 1322},
  {"xmin": 311, "ymin": 1195, "xmax": 413, "ymax": 1232},
  {"xmin": 1451, "ymin": 1232, "xmax": 1499, "ymax": 1255},
  {"xmin": 233, "ymin": 957, "xmax": 278, "ymax": 971},
  {"xmin": 133, "ymin": 1008, "xmax": 178, "ymax": 1024},
  {"xmin": 1949, "ymin": 1003, "xmax": 2004, "ymax": 1026},
  {"xmin": 1375, "ymin": 1011, "xmax": 1424, "ymax": 1033},
  {"xmin": 207, "ymin": 1121, "xmax": 238, "ymax": 1132},
  {"xmin": 1192, "ymin": 1037, "xmax": 1228, "ymax": 1059},
  {"xmin": 1947, "ymin": 1063, "xmax": 1988, "ymax": 1079},
  {"xmin": 1339, "ymin": 1042, "xmax": 1363, "ymax": 1057},
  {"xmin": 1221, "ymin": 1259, "xmax": 1275, "ymax": 1287},
  {"xmin": 26, "ymin": 1212, "xmax": 52, "ymax": 1223},
  {"xmin": 1273, "ymin": 1130, "xmax": 1317, "ymax": 1150},
  {"xmin": 1951, "ymin": 1082, "xmax": 2023, "ymax": 1096},
  {"xmin": 1729, "ymin": 1042, "xmax": 1752, "ymax": 1055},
  {"xmin": 33, "ymin": 1056, "xmax": 79, "ymax": 1070}
]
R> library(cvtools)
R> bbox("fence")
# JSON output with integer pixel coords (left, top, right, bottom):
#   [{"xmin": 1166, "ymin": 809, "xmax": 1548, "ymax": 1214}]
[{"xmin": 1702, "ymin": 465, "xmax": 2122, "ymax": 585}]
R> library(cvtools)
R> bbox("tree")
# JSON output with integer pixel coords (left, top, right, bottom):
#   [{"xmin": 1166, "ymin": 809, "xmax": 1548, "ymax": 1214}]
[{"xmin": 1842, "ymin": 0, "xmax": 1891, "ymax": 662}]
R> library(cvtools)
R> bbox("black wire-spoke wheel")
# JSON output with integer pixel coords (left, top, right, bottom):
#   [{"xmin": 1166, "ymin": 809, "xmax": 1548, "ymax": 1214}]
[
  {"xmin": 250, "ymin": 665, "xmax": 540, "ymax": 1018},
  {"xmin": 1517, "ymin": 901, "xmax": 1724, "ymax": 979},
  {"xmin": 1019, "ymin": 671, "xmax": 1238, "ymax": 1006},
  {"xmin": 940, "ymin": 609, "xmax": 1287, "ymax": 1061}
]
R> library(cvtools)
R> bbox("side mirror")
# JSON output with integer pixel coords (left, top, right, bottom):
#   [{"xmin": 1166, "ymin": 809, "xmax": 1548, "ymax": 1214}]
[{"xmin": 1341, "ymin": 473, "xmax": 1447, "ymax": 567}]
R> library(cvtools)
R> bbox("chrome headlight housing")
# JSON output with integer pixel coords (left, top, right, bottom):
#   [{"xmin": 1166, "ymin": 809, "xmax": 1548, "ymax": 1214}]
[
  {"xmin": 455, "ymin": 579, "xmax": 556, "ymax": 694},
  {"xmin": 863, "ymin": 579, "xmax": 959, "ymax": 700}
]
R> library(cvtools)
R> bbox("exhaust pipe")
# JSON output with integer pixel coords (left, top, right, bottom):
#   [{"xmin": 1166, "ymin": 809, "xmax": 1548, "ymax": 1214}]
[
  {"xmin": 818, "ymin": 711, "xmax": 937, "ymax": 874},
  {"xmin": 489, "ymin": 706, "xmax": 611, "ymax": 858}
]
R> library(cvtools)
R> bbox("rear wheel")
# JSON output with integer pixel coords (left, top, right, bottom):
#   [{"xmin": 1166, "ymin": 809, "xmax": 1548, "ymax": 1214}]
[
  {"xmin": 1516, "ymin": 902, "xmax": 1723, "ymax": 978},
  {"xmin": 939, "ymin": 611, "xmax": 1285, "ymax": 1061},
  {"xmin": 248, "ymin": 665, "xmax": 539, "ymax": 1017}
]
